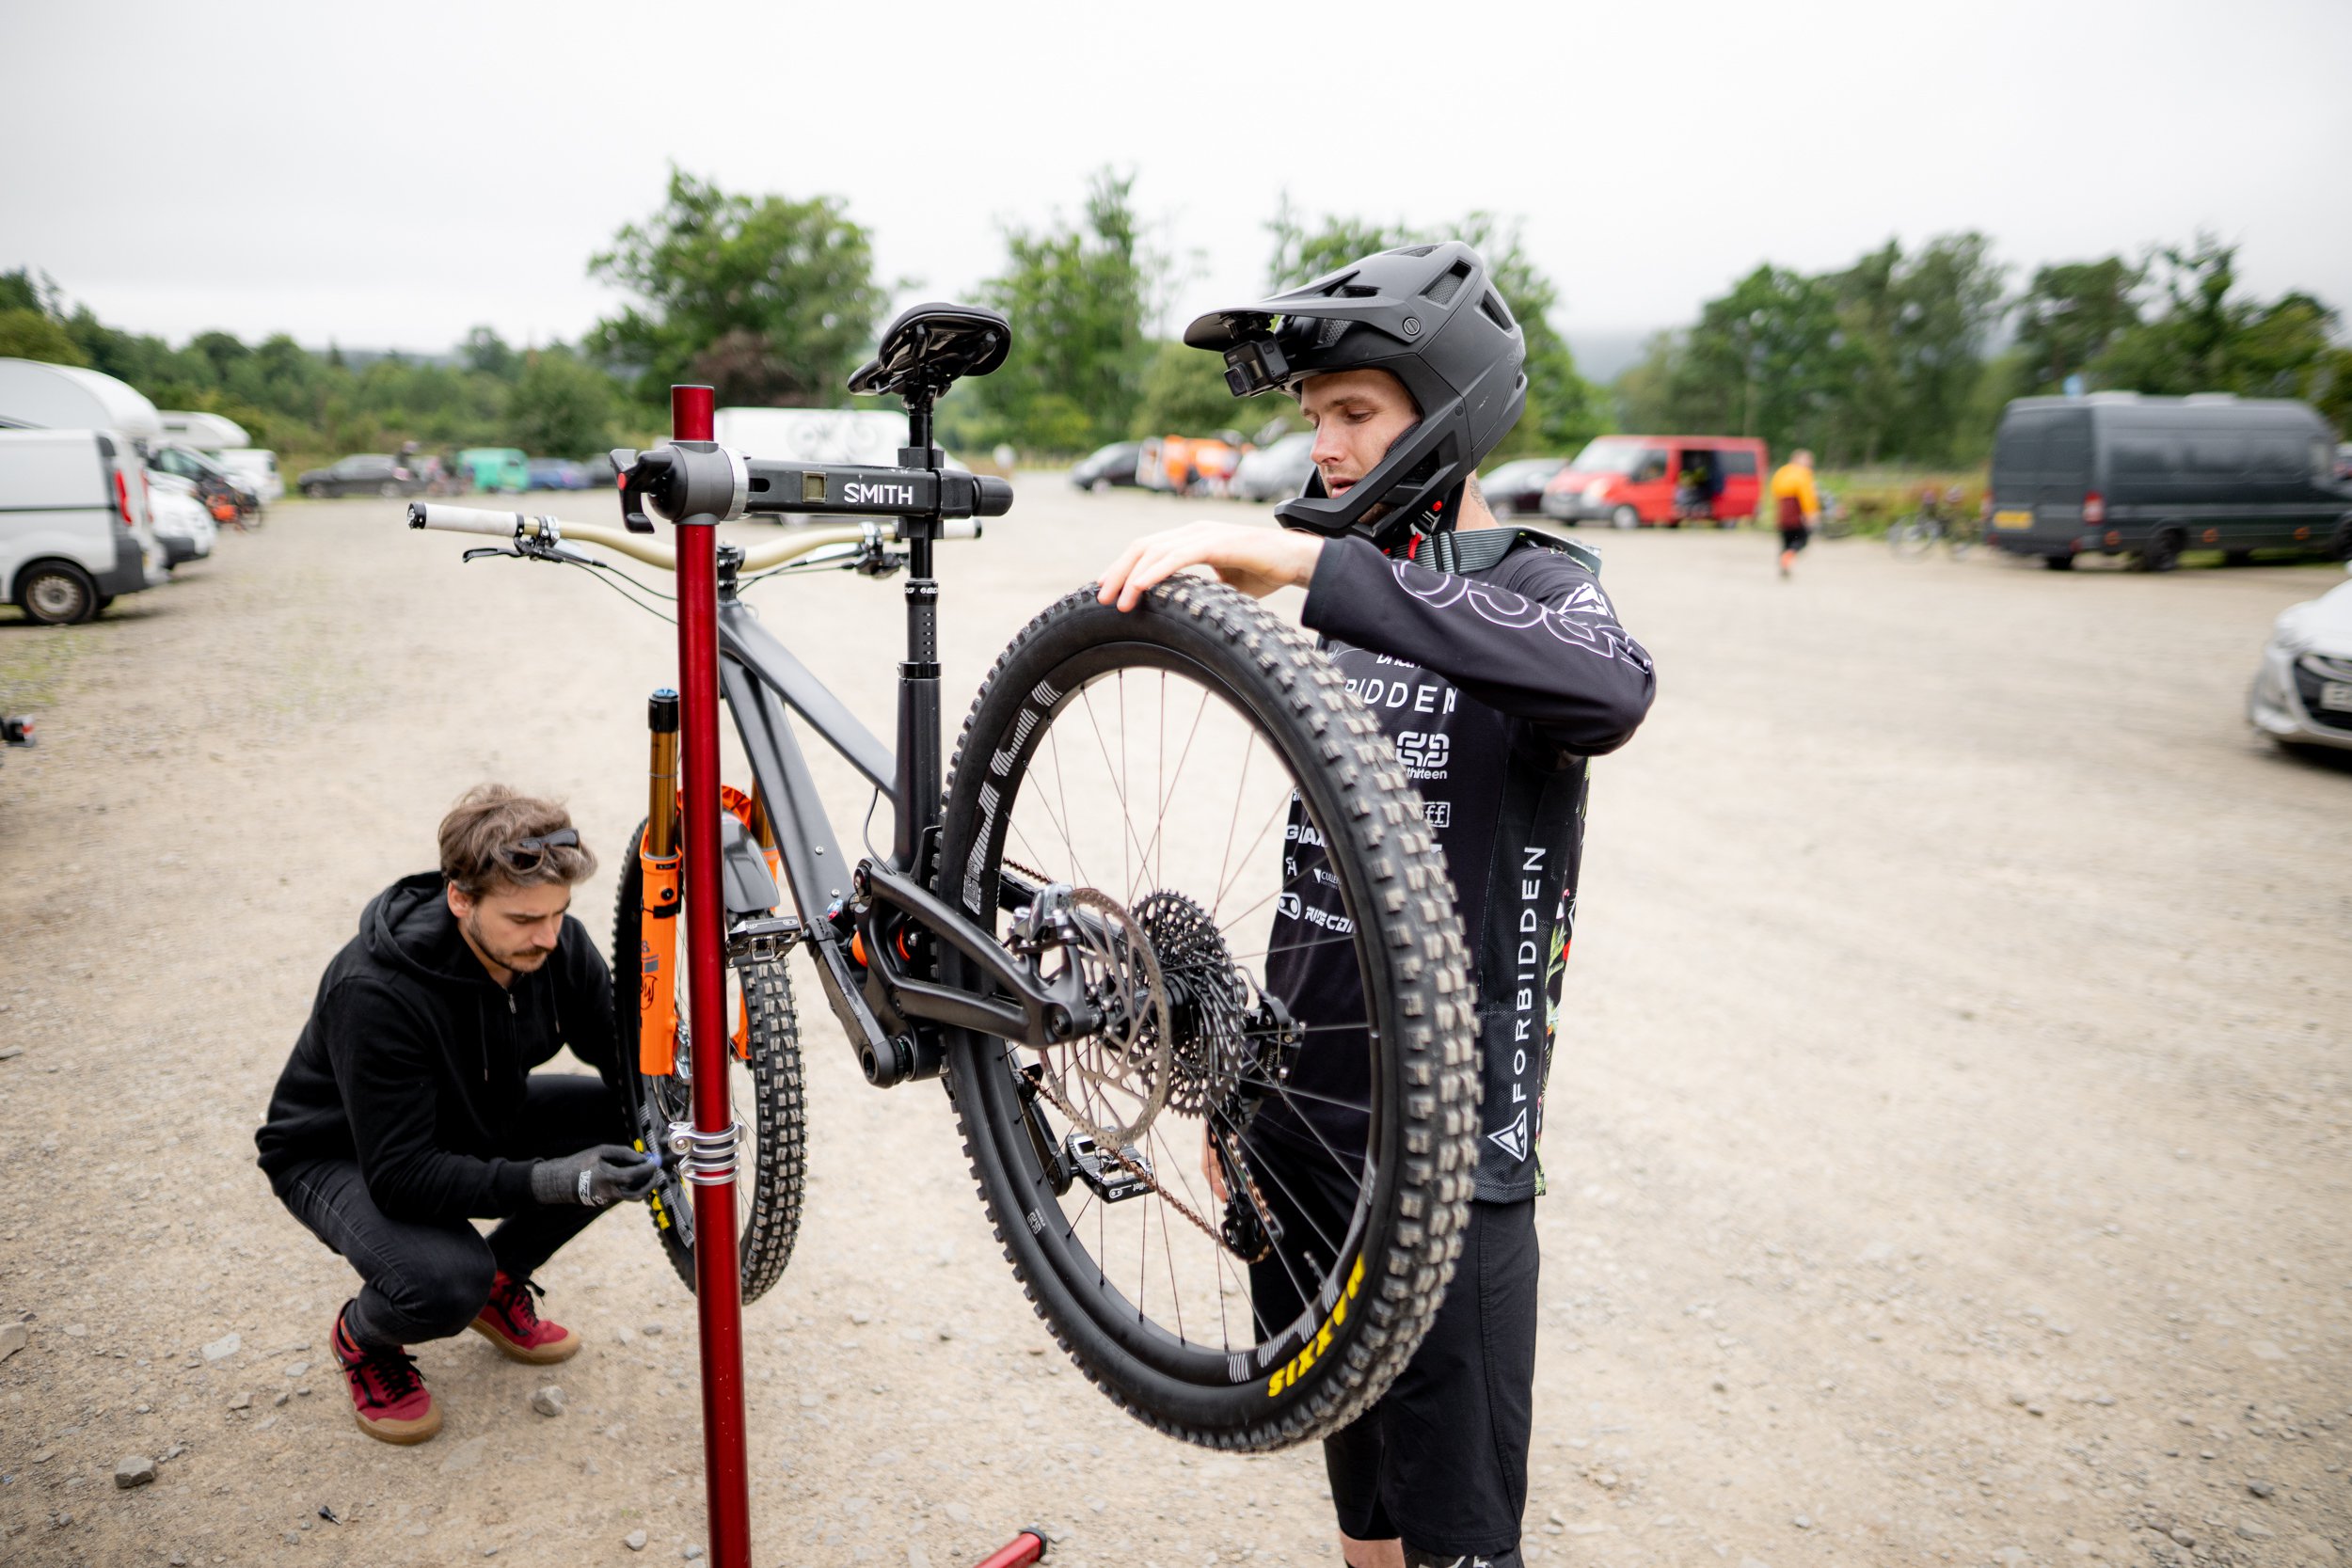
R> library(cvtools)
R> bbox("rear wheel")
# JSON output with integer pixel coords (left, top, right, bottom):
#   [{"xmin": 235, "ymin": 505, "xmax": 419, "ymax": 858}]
[
  {"xmin": 2137, "ymin": 530, "xmax": 2183, "ymax": 573},
  {"xmin": 17, "ymin": 562, "xmax": 98, "ymax": 626},
  {"xmin": 937, "ymin": 579, "xmax": 1477, "ymax": 1451},
  {"xmin": 2042, "ymin": 553, "xmax": 2076, "ymax": 571},
  {"xmin": 1610, "ymin": 504, "xmax": 1639, "ymax": 531},
  {"xmin": 1889, "ymin": 515, "xmax": 1934, "ymax": 558},
  {"xmin": 610, "ymin": 822, "xmax": 806, "ymax": 1302}
]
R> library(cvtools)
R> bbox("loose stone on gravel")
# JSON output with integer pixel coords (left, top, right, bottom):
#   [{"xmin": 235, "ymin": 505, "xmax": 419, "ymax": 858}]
[
  {"xmin": 201, "ymin": 1333, "xmax": 241, "ymax": 1362},
  {"xmin": 624, "ymin": 1528, "xmax": 648, "ymax": 1551},
  {"xmin": 226, "ymin": 1391, "xmax": 251, "ymax": 1411},
  {"xmin": 531, "ymin": 1386, "xmax": 567, "ymax": 1417},
  {"xmin": 114, "ymin": 1456, "xmax": 156, "ymax": 1489},
  {"xmin": 0, "ymin": 1320, "xmax": 25, "ymax": 1362}
]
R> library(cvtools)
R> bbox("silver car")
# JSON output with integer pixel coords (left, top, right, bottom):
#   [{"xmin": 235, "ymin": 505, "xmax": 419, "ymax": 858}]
[
  {"xmin": 1232, "ymin": 431, "xmax": 1316, "ymax": 502},
  {"xmin": 2249, "ymin": 564, "xmax": 2352, "ymax": 752}
]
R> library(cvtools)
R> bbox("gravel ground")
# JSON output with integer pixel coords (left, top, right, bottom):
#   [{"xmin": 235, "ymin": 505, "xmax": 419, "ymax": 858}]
[{"xmin": 0, "ymin": 488, "xmax": 2346, "ymax": 1568}]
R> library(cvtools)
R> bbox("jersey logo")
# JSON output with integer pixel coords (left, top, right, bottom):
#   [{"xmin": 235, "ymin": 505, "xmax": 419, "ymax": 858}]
[
  {"xmin": 1487, "ymin": 1107, "xmax": 1530, "ymax": 1163},
  {"xmin": 1422, "ymin": 800, "xmax": 1451, "ymax": 828},
  {"xmin": 1396, "ymin": 730, "xmax": 1450, "ymax": 774}
]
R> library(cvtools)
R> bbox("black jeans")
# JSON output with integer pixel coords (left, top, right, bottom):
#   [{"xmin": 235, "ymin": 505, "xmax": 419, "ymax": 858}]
[
  {"xmin": 276, "ymin": 1073, "xmax": 628, "ymax": 1350},
  {"xmin": 1248, "ymin": 1140, "xmax": 1539, "ymax": 1559}
]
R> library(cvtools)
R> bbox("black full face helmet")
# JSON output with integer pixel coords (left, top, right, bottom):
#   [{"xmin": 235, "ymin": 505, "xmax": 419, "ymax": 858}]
[{"xmin": 1184, "ymin": 240, "xmax": 1526, "ymax": 547}]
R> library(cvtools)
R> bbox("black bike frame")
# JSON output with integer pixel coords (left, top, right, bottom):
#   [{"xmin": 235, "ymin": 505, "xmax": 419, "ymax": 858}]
[{"xmin": 695, "ymin": 418, "xmax": 1091, "ymax": 1089}]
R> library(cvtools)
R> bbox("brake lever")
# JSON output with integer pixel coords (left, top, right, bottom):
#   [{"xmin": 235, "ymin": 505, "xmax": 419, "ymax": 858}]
[{"xmin": 461, "ymin": 545, "xmax": 526, "ymax": 563}]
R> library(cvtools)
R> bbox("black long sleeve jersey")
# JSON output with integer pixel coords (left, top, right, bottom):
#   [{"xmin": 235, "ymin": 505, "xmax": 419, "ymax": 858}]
[{"xmin": 1255, "ymin": 529, "xmax": 1656, "ymax": 1202}]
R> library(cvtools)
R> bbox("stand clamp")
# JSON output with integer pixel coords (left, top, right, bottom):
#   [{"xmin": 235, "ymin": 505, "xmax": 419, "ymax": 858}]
[{"xmin": 665, "ymin": 1117, "xmax": 746, "ymax": 1186}]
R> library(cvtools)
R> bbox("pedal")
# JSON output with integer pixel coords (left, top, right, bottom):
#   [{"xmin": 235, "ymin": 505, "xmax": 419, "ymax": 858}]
[
  {"xmin": 725, "ymin": 914, "xmax": 803, "ymax": 963},
  {"xmin": 1064, "ymin": 1132, "xmax": 1152, "ymax": 1203}
]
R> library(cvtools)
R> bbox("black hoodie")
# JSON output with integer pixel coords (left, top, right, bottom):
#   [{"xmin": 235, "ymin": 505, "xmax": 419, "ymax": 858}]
[{"xmin": 255, "ymin": 872, "xmax": 619, "ymax": 1221}]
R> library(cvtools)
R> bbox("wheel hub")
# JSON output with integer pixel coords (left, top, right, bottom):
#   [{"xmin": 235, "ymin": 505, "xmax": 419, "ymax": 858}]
[{"xmin": 1131, "ymin": 889, "xmax": 1253, "ymax": 1116}]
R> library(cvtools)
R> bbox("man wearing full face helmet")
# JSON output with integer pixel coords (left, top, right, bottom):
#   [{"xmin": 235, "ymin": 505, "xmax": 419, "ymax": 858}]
[{"xmin": 1099, "ymin": 243, "xmax": 1657, "ymax": 1568}]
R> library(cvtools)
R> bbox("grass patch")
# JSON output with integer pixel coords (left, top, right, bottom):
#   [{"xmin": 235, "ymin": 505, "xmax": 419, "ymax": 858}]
[{"xmin": 0, "ymin": 616, "xmax": 92, "ymax": 711}]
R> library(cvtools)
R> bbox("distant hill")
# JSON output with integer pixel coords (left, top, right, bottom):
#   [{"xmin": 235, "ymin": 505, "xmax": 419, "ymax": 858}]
[{"xmin": 1564, "ymin": 329, "xmax": 1656, "ymax": 385}]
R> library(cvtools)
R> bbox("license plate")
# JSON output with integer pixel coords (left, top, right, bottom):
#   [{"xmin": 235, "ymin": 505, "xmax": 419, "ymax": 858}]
[
  {"xmin": 2321, "ymin": 681, "xmax": 2352, "ymax": 713},
  {"xmin": 1994, "ymin": 510, "xmax": 2033, "ymax": 530}
]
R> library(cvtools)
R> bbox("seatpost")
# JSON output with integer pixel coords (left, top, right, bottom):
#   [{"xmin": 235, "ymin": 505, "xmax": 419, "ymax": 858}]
[
  {"xmin": 894, "ymin": 389, "xmax": 943, "ymax": 875},
  {"xmin": 666, "ymin": 383, "xmax": 755, "ymax": 1568}
]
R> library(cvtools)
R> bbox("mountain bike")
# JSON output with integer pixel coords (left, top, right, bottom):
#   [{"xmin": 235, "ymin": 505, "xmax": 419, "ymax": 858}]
[
  {"xmin": 1890, "ymin": 485, "xmax": 1978, "ymax": 560},
  {"xmin": 404, "ymin": 302, "xmax": 1478, "ymax": 1450}
]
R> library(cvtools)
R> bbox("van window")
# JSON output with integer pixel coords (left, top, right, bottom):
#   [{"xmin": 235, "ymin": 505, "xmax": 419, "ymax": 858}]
[
  {"xmin": 2252, "ymin": 437, "xmax": 2306, "ymax": 483},
  {"xmin": 1716, "ymin": 450, "xmax": 1757, "ymax": 476},
  {"xmin": 1994, "ymin": 420, "xmax": 2042, "ymax": 491},
  {"xmin": 1632, "ymin": 450, "xmax": 1669, "ymax": 483},
  {"xmin": 2184, "ymin": 437, "xmax": 2246, "ymax": 478},
  {"xmin": 2109, "ymin": 436, "xmax": 2177, "ymax": 479}
]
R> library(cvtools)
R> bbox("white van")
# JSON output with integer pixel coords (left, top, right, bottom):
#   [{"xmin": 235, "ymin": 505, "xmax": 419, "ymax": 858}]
[
  {"xmin": 215, "ymin": 447, "xmax": 283, "ymax": 504},
  {"xmin": 0, "ymin": 428, "xmax": 163, "ymax": 624},
  {"xmin": 157, "ymin": 410, "xmax": 249, "ymax": 451}
]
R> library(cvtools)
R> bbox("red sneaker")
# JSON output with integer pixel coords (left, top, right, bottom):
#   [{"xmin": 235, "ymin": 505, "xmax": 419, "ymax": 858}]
[
  {"xmin": 332, "ymin": 1305, "xmax": 441, "ymax": 1445},
  {"xmin": 469, "ymin": 1271, "xmax": 580, "ymax": 1365}
]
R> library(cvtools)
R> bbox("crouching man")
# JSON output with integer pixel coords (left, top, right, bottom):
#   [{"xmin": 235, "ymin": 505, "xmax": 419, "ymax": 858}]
[{"xmin": 256, "ymin": 784, "xmax": 657, "ymax": 1443}]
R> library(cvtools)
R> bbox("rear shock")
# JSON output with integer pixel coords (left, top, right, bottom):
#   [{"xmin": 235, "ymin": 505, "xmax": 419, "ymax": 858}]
[{"xmin": 639, "ymin": 689, "xmax": 684, "ymax": 1076}]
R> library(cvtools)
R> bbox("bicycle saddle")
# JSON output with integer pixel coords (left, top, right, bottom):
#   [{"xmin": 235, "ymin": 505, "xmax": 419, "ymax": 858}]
[{"xmin": 848, "ymin": 302, "xmax": 1011, "ymax": 400}]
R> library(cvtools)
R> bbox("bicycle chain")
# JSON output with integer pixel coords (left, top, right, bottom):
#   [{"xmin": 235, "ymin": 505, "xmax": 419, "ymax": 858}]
[
  {"xmin": 1026, "ymin": 1069, "xmax": 1273, "ymax": 1265},
  {"xmin": 997, "ymin": 854, "xmax": 1277, "ymax": 1263}
]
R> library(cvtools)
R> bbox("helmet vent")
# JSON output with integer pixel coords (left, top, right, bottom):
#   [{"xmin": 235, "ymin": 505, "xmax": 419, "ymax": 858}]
[
  {"xmin": 1480, "ymin": 292, "xmax": 1515, "ymax": 331},
  {"xmin": 1422, "ymin": 262, "xmax": 1471, "ymax": 307},
  {"xmin": 1394, "ymin": 244, "xmax": 1438, "ymax": 257}
]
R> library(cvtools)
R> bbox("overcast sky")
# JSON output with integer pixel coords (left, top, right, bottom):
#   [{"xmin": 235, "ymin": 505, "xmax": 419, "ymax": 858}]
[{"xmin": 6, "ymin": 0, "xmax": 2347, "ymax": 371}]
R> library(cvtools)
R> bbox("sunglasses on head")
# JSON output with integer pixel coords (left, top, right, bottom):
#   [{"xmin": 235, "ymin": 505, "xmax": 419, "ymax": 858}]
[{"xmin": 493, "ymin": 828, "xmax": 580, "ymax": 875}]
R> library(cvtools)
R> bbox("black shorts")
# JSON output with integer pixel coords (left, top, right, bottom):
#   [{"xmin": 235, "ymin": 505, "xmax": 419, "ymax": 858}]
[
  {"xmin": 1248, "ymin": 1144, "xmax": 1538, "ymax": 1556},
  {"xmin": 1779, "ymin": 525, "xmax": 1812, "ymax": 553}
]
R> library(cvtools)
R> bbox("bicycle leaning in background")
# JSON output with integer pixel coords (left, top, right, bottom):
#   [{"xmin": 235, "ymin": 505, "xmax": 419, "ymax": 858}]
[
  {"xmin": 405, "ymin": 301, "xmax": 1479, "ymax": 1450},
  {"xmin": 1890, "ymin": 483, "xmax": 1979, "ymax": 560}
]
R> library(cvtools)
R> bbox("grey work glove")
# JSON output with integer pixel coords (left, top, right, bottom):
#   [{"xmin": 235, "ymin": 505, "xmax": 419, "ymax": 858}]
[{"xmin": 532, "ymin": 1144, "xmax": 660, "ymax": 1208}]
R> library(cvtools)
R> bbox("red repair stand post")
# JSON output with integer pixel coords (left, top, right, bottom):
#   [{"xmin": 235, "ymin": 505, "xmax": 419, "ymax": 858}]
[
  {"xmin": 668, "ymin": 383, "xmax": 755, "ymax": 1568},
  {"xmin": 667, "ymin": 383, "xmax": 1037, "ymax": 1568}
]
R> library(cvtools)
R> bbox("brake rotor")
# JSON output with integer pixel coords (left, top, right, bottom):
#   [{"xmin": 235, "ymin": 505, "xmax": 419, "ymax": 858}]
[{"xmin": 1041, "ymin": 889, "xmax": 1171, "ymax": 1148}]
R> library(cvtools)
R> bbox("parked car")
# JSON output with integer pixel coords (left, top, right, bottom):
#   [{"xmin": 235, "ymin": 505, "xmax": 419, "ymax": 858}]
[
  {"xmin": 1480, "ymin": 456, "xmax": 1568, "ymax": 516},
  {"xmin": 0, "ymin": 427, "xmax": 164, "ymax": 624},
  {"xmin": 150, "ymin": 442, "xmax": 258, "ymax": 521},
  {"xmin": 456, "ymin": 447, "xmax": 530, "ymax": 494},
  {"xmin": 2248, "ymin": 564, "xmax": 2352, "ymax": 752},
  {"xmin": 145, "ymin": 471, "xmax": 216, "ymax": 565},
  {"xmin": 527, "ymin": 457, "xmax": 591, "ymax": 490},
  {"xmin": 215, "ymin": 447, "xmax": 284, "ymax": 504},
  {"xmin": 1542, "ymin": 436, "xmax": 1767, "ymax": 528},
  {"xmin": 1232, "ymin": 431, "xmax": 1316, "ymax": 501},
  {"xmin": 1986, "ymin": 394, "xmax": 2352, "ymax": 571},
  {"xmin": 1072, "ymin": 440, "xmax": 1144, "ymax": 492},
  {"xmin": 298, "ymin": 453, "xmax": 423, "ymax": 499}
]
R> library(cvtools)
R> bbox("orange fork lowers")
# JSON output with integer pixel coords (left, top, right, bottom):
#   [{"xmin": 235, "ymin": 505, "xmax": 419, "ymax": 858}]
[{"xmin": 639, "ymin": 690, "xmax": 683, "ymax": 1076}]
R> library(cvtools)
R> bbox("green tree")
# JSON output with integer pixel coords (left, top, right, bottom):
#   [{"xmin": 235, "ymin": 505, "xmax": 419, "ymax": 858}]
[
  {"xmin": 1133, "ymin": 339, "xmax": 1247, "ymax": 438},
  {"xmin": 507, "ymin": 346, "xmax": 618, "ymax": 456},
  {"xmin": 0, "ymin": 309, "xmax": 86, "ymax": 365},
  {"xmin": 2094, "ymin": 235, "xmax": 2339, "ymax": 400},
  {"xmin": 588, "ymin": 168, "xmax": 888, "ymax": 408},
  {"xmin": 1674, "ymin": 265, "xmax": 1857, "ymax": 457},
  {"xmin": 961, "ymin": 168, "xmax": 1152, "ymax": 454},
  {"xmin": 462, "ymin": 326, "xmax": 520, "ymax": 380},
  {"xmin": 2012, "ymin": 257, "xmax": 2142, "ymax": 395},
  {"xmin": 1262, "ymin": 201, "xmax": 1604, "ymax": 458}
]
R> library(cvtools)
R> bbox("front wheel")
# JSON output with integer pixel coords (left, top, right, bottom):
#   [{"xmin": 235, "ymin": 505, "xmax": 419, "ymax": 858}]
[
  {"xmin": 1889, "ymin": 515, "xmax": 1933, "ymax": 558},
  {"xmin": 937, "ymin": 579, "xmax": 1477, "ymax": 1451},
  {"xmin": 1609, "ymin": 503, "xmax": 1640, "ymax": 531},
  {"xmin": 610, "ymin": 822, "xmax": 806, "ymax": 1302}
]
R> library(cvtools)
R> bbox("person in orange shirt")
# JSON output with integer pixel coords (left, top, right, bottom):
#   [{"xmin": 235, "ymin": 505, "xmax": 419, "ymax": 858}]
[{"xmin": 1769, "ymin": 449, "xmax": 1821, "ymax": 578}]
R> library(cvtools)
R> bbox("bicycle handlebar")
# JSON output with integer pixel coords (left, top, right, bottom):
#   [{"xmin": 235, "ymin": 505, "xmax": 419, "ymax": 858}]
[{"xmin": 405, "ymin": 502, "xmax": 978, "ymax": 573}]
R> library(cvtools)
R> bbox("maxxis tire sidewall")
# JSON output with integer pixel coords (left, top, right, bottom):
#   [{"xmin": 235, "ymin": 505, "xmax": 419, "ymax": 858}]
[{"xmin": 935, "ymin": 582, "xmax": 1474, "ymax": 1449}]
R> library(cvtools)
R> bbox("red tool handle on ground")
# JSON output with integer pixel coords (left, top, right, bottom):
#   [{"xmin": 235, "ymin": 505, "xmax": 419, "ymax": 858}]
[
  {"xmin": 970, "ymin": 1530, "xmax": 1049, "ymax": 1568},
  {"xmin": 671, "ymin": 383, "xmax": 755, "ymax": 1568}
]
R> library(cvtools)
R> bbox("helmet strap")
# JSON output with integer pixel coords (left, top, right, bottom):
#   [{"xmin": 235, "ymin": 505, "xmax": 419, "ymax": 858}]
[{"xmin": 1381, "ymin": 481, "xmax": 1469, "ymax": 564}]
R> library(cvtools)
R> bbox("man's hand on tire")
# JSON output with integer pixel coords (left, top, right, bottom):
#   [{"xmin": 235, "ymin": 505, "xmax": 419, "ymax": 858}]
[{"xmin": 532, "ymin": 1145, "xmax": 661, "ymax": 1208}]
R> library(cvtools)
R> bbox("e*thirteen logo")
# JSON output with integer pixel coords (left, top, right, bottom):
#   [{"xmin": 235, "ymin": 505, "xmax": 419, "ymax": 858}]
[{"xmin": 844, "ymin": 481, "xmax": 916, "ymax": 507}]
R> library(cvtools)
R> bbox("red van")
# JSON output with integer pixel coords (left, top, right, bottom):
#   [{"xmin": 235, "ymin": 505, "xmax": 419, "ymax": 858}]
[{"xmin": 1538, "ymin": 435, "xmax": 1769, "ymax": 528}]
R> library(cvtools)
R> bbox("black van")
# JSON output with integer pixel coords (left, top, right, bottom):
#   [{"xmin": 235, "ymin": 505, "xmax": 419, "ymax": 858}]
[{"xmin": 1984, "ymin": 394, "xmax": 2351, "ymax": 570}]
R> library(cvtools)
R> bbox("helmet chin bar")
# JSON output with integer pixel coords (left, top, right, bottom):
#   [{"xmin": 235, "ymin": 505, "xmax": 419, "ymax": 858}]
[{"xmin": 1274, "ymin": 414, "xmax": 1470, "ymax": 551}]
